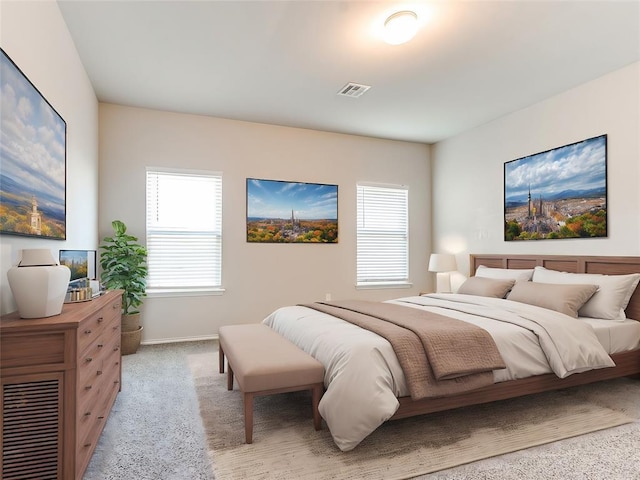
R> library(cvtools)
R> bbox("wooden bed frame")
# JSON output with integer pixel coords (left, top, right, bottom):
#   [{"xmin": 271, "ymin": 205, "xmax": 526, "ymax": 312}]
[{"xmin": 391, "ymin": 253, "xmax": 640, "ymax": 420}]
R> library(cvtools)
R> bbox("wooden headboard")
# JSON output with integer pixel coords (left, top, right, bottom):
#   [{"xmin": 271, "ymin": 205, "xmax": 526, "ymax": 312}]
[{"xmin": 470, "ymin": 254, "xmax": 640, "ymax": 321}]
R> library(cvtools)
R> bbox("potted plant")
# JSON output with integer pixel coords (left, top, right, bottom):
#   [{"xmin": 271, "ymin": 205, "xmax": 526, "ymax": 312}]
[{"xmin": 100, "ymin": 220, "xmax": 148, "ymax": 354}]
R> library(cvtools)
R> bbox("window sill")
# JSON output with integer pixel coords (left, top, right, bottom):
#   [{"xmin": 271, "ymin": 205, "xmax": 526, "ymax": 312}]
[
  {"xmin": 146, "ymin": 288, "xmax": 225, "ymax": 298},
  {"xmin": 356, "ymin": 282, "xmax": 413, "ymax": 290}
]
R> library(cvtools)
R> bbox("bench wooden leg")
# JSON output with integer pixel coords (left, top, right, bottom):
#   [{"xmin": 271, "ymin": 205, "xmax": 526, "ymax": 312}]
[
  {"xmin": 219, "ymin": 345, "xmax": 225, "ymax": 374},
  {"xmin": 312, "ymin": 384, "xmax": 323, "ymax": 431},
  {"xmin": 244, "ymin": 392, "xmax": 254, "ymax": 444},
  {"xmin": 227, "ymin": 365, "xmax": 234, "ymax": 391}
]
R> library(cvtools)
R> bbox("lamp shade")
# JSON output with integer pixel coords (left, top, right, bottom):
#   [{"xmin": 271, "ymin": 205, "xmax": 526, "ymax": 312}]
[
  {"xmin": 18, "ymin": 248, "xmax": 58, "ymax": 266},
  {"xmin": 428, "ymin": 253, "xmax": 457, "ymax": 273}
]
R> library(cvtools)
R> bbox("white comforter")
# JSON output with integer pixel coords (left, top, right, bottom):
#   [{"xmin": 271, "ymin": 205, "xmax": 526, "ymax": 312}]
[{"xmin": 262, "ymin": 294, "xmax": 615, "ymax": 451}]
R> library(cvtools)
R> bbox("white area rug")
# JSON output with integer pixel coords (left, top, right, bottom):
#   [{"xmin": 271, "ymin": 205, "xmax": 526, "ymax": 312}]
[{"xmin": 189, "ymin": 350, "xmax": 636, "ymax": 480}]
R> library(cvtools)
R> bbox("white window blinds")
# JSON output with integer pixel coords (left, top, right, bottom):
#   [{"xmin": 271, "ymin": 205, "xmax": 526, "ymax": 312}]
[
  {"xmin": 146, "ymin": 169, "xmax": 222, "ymax": 291},
  {"xmin": 356, "ymin": 184, "xmax": 409, "ymax": 285}
]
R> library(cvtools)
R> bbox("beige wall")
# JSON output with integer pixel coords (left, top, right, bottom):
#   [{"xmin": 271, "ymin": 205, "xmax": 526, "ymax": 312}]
[
  {"xmin": 99, "ymin": 104, "xmax": 431, "ymax": 342},
  {"xmin": 431, "ymin": 62, "xmax": 640, "ymax": 282},
  {"xmin": 0, "ymin": 1, "xmax": 99, "ymax": 315},
  {"xmin": 5, "ymin": 1, "xmax": 636, "ymax": 338}
]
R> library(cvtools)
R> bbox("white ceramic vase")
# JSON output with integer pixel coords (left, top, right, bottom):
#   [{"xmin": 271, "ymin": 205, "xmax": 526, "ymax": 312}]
[{"xmin": 7, "ymin": 249, "xmax": 71, "ymax": 319}]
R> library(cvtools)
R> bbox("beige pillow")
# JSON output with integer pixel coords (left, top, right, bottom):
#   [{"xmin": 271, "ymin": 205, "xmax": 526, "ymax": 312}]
[
  {"xmin": 458, "ymin": 277, "xmax": 515, "ymax": 298},
  {"xmin": 532, "ymin": 266, "xmax": 640, "ymax": 320},
  {"xmin": 475, "ymin": 265, "xmax": 534, "ymax": 282},
  {"xmin": 506, "ymin": 281, "xmax": 598, "ymax": 318}
]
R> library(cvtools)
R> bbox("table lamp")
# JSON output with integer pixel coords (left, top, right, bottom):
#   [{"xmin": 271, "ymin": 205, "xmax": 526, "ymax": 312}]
[{"xmin": 428, "ymin": 253, "xmax": 457, "ymax": 293}]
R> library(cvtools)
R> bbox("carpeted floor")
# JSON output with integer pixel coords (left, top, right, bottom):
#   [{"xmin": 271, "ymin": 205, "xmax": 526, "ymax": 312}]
[
  {"xmin": 85, "ymin": 341, "xmax": 640, "ymax": 480},
  {"xmin": 83, "ymin": 342, "xmax": 214, "ymax": 480}
]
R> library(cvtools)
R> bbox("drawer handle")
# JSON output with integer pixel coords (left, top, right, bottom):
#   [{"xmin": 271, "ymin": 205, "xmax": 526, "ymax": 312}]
[
  {"xmin": 85, "ymin": 329, "xmax": 92, "ymax": 335},
  {"xmin": 98, "ymin": 344, "xmax": 104, "ymax": 348},
  {"xmin": 115, "ymin": 362, "xmax": 120, "ymax": 366},
  {"xmin": 98, "ymin": 415, "xmax": 105, "ymax": 420},
  {"xmin": 86, "ymin": 357, "xmax": 93, "ymax": 363},
  {"xmin": 113, "ymin": 346, "xmax": 120, "ymax": 352},
  {"xmin": 113, "ymin": 303, "xmax": 121, "ymax": 309},
  {"xmin": 114, "ymin": 380, "xmax": 120, "ymax": 385},
  {"xmin": 85, "ymin": 385, "xmax": 92, "ymax": 390},
  {"xmin": 112, "ymin": 325, "xmax": 119, "ymax": 331},
  {"xmin": 97, "ymin": 370, "xmax": 103, "ymax": 376},
  {"xmin": 97, "ymin": 317, "xmax": 104, "ymax": 323},
  {"xmin": 84, "ymin": 442, "xmax": 92, "ymax": 448},
  {"xmin": 84, "ymin": 411, "xmax": 92, "ymax": 416}
]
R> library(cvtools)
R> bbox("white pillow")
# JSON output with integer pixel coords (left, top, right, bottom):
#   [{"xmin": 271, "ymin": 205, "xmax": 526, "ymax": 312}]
[
  {"xmin": 475, "ymin": 265, "xmax": 534, "ymax": 282},
  {"xmin": 531, "ymin": 266, "xmax": 640, "ymax": 320}
]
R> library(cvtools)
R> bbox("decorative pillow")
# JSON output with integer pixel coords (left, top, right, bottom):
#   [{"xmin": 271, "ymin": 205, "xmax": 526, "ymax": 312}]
[
  {"xmin": 457, "ymin": 277, "xmax": 515, "ymax": 298},
  {"xmin": 475, "ymin": 265, "xmax": 534, "ymax": 282},
  {"xmin": 506, "ymin": 281, "xmax": 598, "ymax": 318},
  {"xmin": 532, "ymin": 266, "xmax": 640, "ymax": 320}
]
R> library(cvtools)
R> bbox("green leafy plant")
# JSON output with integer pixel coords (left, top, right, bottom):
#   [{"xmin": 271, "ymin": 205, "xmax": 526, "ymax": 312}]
[{"xmin": 100, "ymin": 220, "xmax": 148, "ymax": 315}]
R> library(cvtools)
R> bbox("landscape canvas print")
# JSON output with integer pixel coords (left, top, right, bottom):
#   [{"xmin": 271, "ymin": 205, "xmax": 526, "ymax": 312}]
[
  {"xmin": 504, "ymin": 134, "xmax": 607, "ymax": 241},
  {"xmin": 0, "ymin": 48, "xmax": 66, "ymax": 239},
  {"xmin": 247, "ymin": 178, "xmax": 338, "ymax": 243}
]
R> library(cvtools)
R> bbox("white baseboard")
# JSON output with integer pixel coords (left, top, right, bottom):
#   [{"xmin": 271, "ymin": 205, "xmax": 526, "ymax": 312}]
[{"xmin": 141, "ymin": 334, "xmax": 218, "ymax": 345}]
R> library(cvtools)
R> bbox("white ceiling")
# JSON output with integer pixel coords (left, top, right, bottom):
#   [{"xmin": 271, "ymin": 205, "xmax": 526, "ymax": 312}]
[{"xmin": 57, "ymin": 1, "xmax": 640, "ymax": 144}]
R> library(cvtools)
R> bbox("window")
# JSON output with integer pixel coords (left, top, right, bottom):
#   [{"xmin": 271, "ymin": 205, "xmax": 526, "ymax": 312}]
[
  {"xmin": 356, "ymin": 183, "xmax": 409, "ymax": 287},
  {"xmin": 146, "ymin": 168, "xmax": 223, "ymax": 294}
]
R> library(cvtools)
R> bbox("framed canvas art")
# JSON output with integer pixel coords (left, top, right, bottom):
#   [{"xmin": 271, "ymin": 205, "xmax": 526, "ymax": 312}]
[
  {"xmin": 59, "ymin": 250, "xmax": 97, "ymax": 281},
  {"xmin": 504, "ymin": 135, "xmax": 607, "ymax": 241},
  {"xmin": 0, "ymin": 48, "xmax": 67, "ymax": 239},
  {"xmin": 246, "ymin": 178, "xmax": 338, "ymax": 243}
]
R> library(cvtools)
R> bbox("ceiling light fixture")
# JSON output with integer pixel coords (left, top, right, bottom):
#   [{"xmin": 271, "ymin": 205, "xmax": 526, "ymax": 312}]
[{"xmin": 383, "ymin": 10, "xmax": 418, "ymax": 45}]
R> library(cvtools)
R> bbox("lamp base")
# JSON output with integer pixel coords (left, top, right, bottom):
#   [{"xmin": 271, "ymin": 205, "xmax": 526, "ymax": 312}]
[
  {"xmin": 435, "ymin": 272, "xmax": 452, "ymax": 293},
  {"xmin": 8, "ymin": 265, "xmax": 71, "ymax": 318}
]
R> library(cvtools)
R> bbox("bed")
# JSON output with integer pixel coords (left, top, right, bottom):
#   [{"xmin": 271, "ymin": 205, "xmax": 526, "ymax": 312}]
[{"xmin": 263, "ymin": 254, "xmax": 640, "ymax": 451}]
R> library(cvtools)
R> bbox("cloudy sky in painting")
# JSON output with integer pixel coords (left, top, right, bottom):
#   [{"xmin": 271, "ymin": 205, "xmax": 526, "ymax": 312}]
[
  {"xmin": 247, "ymin": 178, "xmax": 338, "ymax": 219},
  {"xmin": 1, "ymin": 51, "xmax": 66, "ymax": 214},
  {"xmin": 504, "ymin": 135, "xmax": 606, "ymax": 202}
]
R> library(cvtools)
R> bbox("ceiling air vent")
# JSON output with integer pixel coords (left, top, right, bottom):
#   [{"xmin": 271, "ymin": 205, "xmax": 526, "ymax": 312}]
[{"xmin": 337, "ymin": 82, "xmax": 371, "ymax": 98}]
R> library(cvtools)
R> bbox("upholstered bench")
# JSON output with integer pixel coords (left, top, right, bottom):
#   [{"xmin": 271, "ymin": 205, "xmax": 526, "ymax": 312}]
[{"xmin": 218, "ymin": 324, "xmax": 324, "ymax": 443}]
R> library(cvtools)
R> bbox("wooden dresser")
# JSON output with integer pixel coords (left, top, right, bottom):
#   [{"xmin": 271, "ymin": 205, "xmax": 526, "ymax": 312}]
[{"xmin": 1, "ymin": 290, "xmax": 123, "ymax": 480}]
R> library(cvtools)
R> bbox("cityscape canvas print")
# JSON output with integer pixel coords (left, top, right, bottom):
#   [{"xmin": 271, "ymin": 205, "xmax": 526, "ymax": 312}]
[
  {"xmin": 247, "ymin": 178, "xmax": 338, "ymax": 243},
  {"xmin": 59, "ymin": 250, "xmax": 97, "ymax": 281},
  {"xmin": 0, "ymin": 48, "xmax": 67, "ymax": 239},
  {"xmin": 504, "ymin": 134, "xmax": 607, "ymax": 241}
]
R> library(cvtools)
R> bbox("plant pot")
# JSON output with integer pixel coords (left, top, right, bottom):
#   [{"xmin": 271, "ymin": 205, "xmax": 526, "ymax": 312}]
[
  {"xmin": 122, "ymin": 313, "xmax": 141, "ymax": 332},
  {"xmin": 121, "ymin": 326, "xmax": 143, "ymax": 355}
]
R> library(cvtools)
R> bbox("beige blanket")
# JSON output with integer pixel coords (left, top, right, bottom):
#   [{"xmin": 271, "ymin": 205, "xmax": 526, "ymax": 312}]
[{"xmin": 303, "ymin": 300, "xmax": 506, "ymax": 400}]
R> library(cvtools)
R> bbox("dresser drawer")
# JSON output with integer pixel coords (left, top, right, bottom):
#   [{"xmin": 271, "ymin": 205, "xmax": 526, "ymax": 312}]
[
  {"xmin": 79, "ymin": 353, "xmax": 105, "ymax": 391},
  {"xmin": 102, "ymin": 332, "xmax": 122, "ymax": 370},
  {"xmin": 77, "ymin": 299, "xmax": 121, "ymax": 355},
  {"xmin": 77, "ymin": 352, "xmax": 105, "ymax": 412},
  {"xmin": 97, "ymin": 366, "xmax": 121, "ymax": 416},
  {"xmin": 77, "ymin": 312, "xmax": 108, "ymax": 355},
  {"xmin": 76, "ymin": 371, "xmax": 120, "ymax": 479},
  {"xmin": 77, "ymin": 366, "xmax": 120, "ymax": 449},
  {"xmin": 77, "ymin": 378, "xmax": 115, "ymax": 437},
  {"xmin": 78, "ymin": 324, "xmax": 120, "ymax": 384},
  {"xmin": 77, "ymin": 330, "xmax": 122, "ymax": 429},
  {"xmin": 1, "ymin": 330, "xmax": 67, "ymax": 368},
  {"xmin": 102, "ymin": 298, "xmax": 122, "ymax": 329},
  {"xmin": 81, "ymin": 321, "xmax": 117, "ymax": 359},
  {"xmin": 77, "ymin": 387, "xmax": 100, "ymax": 438}
]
